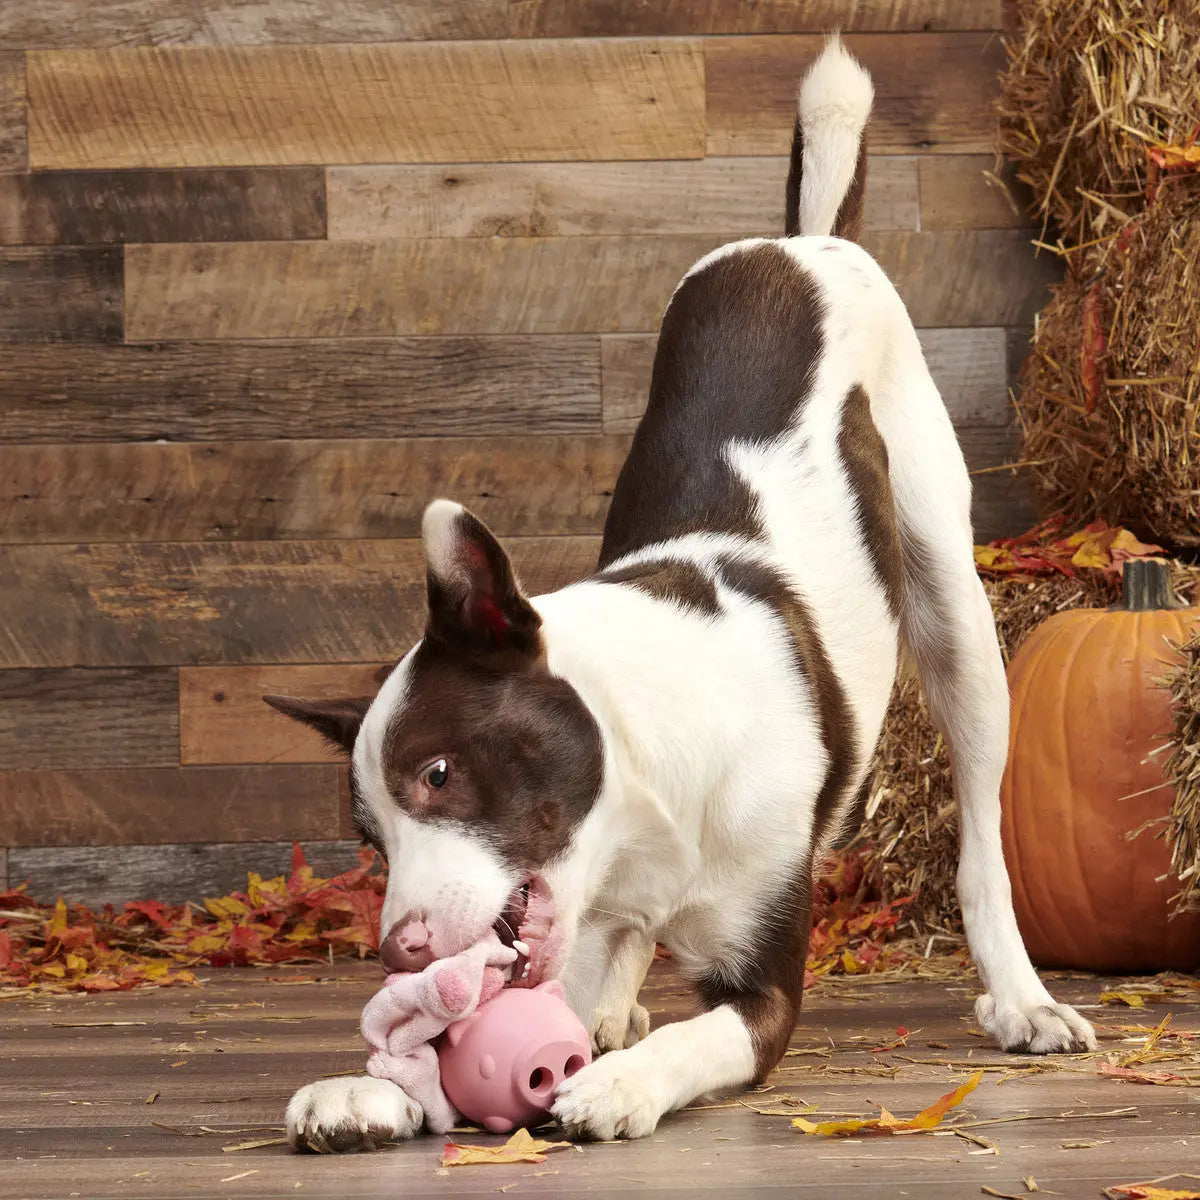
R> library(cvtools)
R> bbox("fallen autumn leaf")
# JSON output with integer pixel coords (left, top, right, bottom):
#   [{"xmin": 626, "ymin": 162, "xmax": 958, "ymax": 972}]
[
  {"xmin": 441, "ymin": 1129, "xmax": 573, "ymax": 1168},
  {"xmin": 792, "ymin": 1070, "xmax": 983, "ymax": 1137}
]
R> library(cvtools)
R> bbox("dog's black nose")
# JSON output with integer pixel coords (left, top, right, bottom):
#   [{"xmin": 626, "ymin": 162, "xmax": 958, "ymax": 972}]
[{"xmin": 379, "ymin": 915, "xmax": 435, "ymax": 972}]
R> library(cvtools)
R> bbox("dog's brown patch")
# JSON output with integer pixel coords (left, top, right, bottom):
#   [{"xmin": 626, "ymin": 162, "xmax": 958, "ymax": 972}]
[
  {"xmin": 599, "ymin": 244, "xmax": 824, "ymax": 565},
  {"xmin": 838, "ymin": 385, "xmax": 904, "ymax": 618},
  {"xmin": 695, "ymin": 858, "xmax": 814, "ymax": 1080},
  {"xmin": 595, "ymin": 558, "xmax": 721, "ymax": 617},
  {"xmin": 378, "ymin": 641, "xmax": 604, "ymax": 871},
  {"xmin": 831, "ymin": 135, "xmax": 869, "ymax": 242}
]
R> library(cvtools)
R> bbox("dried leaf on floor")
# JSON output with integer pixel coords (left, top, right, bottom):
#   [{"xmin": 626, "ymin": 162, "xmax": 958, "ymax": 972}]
[
  {"xmin": 442, "ymin": 1129, "xmax": 572, "ymax": 1168},
  {"xmin": 1099, "ymin": 1062, "xmax": 1193, "ymax": 1086},
  {"xmin": 1104, "ymin": 1177, "xmax": 1200, "ymax": 1200},
  {"xmin": 792, "ymin": 1070, "xmax": 982, "ymax": 1137}
]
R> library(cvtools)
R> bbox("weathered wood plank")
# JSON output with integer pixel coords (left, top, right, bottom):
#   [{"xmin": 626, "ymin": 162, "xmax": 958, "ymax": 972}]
[
  {"xmin": 0, "ymin": 53, "xmax": 24, "ymax": 172},
  {"xmin": 0, "ymin": 247, "xmax": 122, "ymax": 342},
  {"xmin": 124, "ymin": 231, "xmax": 1057, "ymax": 340},
  {"xmin": 0, "ymin": 435, "xmax": 627, "ymax": 543},
  {"xmin": 0, "ymin": 1, "xmax": 507, "ymax": 48},
  {"xmin": 124, "ymin": 237, "xmax": 711, "ymax": 339},
  {"xmin": 960, "ymin": 422, "xmax": 1037, "ymax": 541},
  {"xmin": 0, "ymin": 538, "xmax": 601, "ymax": 668},
  {"xmin": 326, "ymin": 157, "xmax": 919, "ymax": 239},
  {"xmin": 508, "ymin": 0, "xmax": 1004, "ymax": 35},
  {"xmin": 0, "ymin": 168, "xmax": 325, "ymax": 245},
  {"xmin": 27, "ymin": 41, "xmax": 705, "ymax": 169},
  {"xmin": 0, "ymin": 338, "xmax": 600, "ymax": 442},
  {"xmin": 0, "ymin": 667, "xmax": 178, "ymax": 769},
  {"xmin": 865, "ymin": 230, "xmax": 1058, "ymax": 327},
  {"xmin": 180, "ymin": 664, "xmax": 384, "ymax": 765},
  {"xmin": 706, "ymin": 33, "xmax": 1006, "ymax": 155},
  {"xmin": 0, "ymin": 766, "xmax": 339, "ymax": 848},
  {"xmin": 602, "ymin": 327, "xmax": 1015, "ymax": 433},
  {"xmin": 6, "ymin": 839, "xmax": 360, "ymax": 904},
  {"xmin": 918, "ymin": 154, "xmax": 1030, "ymax": 229}
]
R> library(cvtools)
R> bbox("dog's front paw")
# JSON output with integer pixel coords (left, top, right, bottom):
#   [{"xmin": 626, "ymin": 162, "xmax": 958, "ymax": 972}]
[
  {"xmin": 591, "ymin": 1002, "xmax": 651, "ymax": 1054},
  {"xmin": 552, "ymin": 1050, "xmax": 664, "ymax": 1140},
  {"xmin": 286, "ymin": 1075, "xmax": 422, "ymax": 1153},
  {"xmin": 976, "ymin": 994, "xmax": 1096, "ymax": 1054}
]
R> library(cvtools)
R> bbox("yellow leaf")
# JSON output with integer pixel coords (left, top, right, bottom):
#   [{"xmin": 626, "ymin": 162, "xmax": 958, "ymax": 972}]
[
  {"xmin": 204, "ymin": 897, "xmax": 249, "ymax": 920},
  {"xmin": 187, "ymin": 933, "xmax": 227, "ymax": 954},
  {"xmin": 47, "ymin": 897, "xmax": 69, "ymax": 936},
  {"xmin": 974, "ymin": 545, "xmax": 1010, "ymax": 569},
  {"xmin": 39, "ymin": 964, "xmax": 65, "ymax": 978},
  {"xmin": 840, "ymin": 948, "xmax": 859, "ymax": 974},
  {"xmin": 1109, "ymin": 529, "xmax": 1165, "ymax": 559},
  {"xmin": 1100, "ymin": 991, "xmax": 1147, "ymax": 1008},
  {"xmin": 793, "ymin": 1071, "xmax": 983, "ymax": 1137},
  {"xmin": 65, "ymin": 953, "xmax": 89, "ymax": 973},
  {"xmin": 1069, "ymin": 529, "xmax": 1115, "ymax": 569},
  {"xmin": 791, "ymin": 1116, "xmax": 873, "ymax": 1136},
  {"xmin": 441, "ymin": 1129, "xmax": 572, "ymax": 1167}
]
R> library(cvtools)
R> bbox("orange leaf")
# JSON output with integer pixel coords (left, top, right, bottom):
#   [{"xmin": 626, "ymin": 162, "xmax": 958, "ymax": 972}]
[
  {"xmin": 1107, "ymin": 1185, "xmax": 1200, "ymax": 1200},
  {"xmin": 794, "ymin": 1071, "xmax": 982, "ymax": 1137},
  {"xmin": 441, "ymin": 1129, "xmax": 572, "ymax": 1167}
]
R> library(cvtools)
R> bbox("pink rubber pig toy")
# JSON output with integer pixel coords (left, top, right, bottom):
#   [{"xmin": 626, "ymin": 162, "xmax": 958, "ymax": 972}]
[{"xmin": 439, "ymin": 980, "xmax": 592, "ymax": 1133}]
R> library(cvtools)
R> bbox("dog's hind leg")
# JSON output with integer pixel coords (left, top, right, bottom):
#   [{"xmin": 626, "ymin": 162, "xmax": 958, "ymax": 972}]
[{"xmin": 872, "ymin": 336, "xmax": 1095, "ymax": 1054}]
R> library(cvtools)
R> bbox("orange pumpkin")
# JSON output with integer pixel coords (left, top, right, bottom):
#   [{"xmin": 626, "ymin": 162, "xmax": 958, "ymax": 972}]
[{"xmin": 1000, "ymin": 559, "xmax": 1200, "ymax": 972}]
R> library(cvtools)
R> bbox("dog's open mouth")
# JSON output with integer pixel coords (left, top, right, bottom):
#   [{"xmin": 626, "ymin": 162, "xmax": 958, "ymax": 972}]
[{"xmin": 493, "ymin": 874, "xmax": 559, "ymax": 988}]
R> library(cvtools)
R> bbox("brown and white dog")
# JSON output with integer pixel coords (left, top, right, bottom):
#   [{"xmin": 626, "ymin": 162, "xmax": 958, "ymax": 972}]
[{"xmin": 271, "ymin": 37, "xmax": 1095, "ymax": 1152}]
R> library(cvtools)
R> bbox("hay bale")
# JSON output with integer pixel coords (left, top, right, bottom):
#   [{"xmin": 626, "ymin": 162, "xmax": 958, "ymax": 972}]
[
  {"xmin": 863, "ymin": 557, "xmax": 1200, "ymax": 934},
  {"xmin": 997, "ymin": 0, "xmax": 1200, "ymax": 246},
  {"xmin": 1017, "ymin": 177, "xmax": 1200, "ymax": 545},
  {"xmin": 1164, "ymin": 631, "xmax": 1200, "ymax": 913}
]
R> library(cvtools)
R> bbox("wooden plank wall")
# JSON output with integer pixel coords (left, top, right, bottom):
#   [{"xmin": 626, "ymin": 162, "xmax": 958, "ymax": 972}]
[{"xmin": 0, "ymin": 2, "xmax": 1049, "ymax": 905}]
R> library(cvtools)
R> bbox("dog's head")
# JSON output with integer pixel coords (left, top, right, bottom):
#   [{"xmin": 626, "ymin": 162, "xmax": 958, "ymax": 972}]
[{"xmin": 264, "ymin": 500, "xmax": 604, "ymax": 986}]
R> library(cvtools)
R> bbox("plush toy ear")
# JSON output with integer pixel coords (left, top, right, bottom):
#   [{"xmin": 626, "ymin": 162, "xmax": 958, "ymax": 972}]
[
  {"xmin": 422, "ymin": 499, "xmax": 541, "ymax": 656},
  {"xmin": 261, "ymin": 694, "xmax": 372, "ymax": 754}
]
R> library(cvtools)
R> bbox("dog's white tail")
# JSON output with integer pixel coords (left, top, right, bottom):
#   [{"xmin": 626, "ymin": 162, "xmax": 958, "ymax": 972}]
[{"xmin": 784, "ymin": 35, "xmax": 874, "ymax": 240}]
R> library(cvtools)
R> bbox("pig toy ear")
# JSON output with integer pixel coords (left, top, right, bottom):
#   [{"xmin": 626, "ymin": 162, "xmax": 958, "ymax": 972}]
[
  {"xmin": 443, "ymin": 1011, "xmax": 481, "ymax": 1048},
  {"xmin": 534, "ymin": 979, "xmax": 566, "ymax": 1003}
]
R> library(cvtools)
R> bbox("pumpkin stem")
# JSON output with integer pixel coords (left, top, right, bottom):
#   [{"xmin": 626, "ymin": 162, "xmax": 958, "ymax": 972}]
[{"xmin": 1119, "ymin": 559, "xmax": 1184, "ymax": 611}]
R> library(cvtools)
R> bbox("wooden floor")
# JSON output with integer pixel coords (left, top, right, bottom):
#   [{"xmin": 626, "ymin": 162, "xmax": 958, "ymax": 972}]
[{"xmin": 2, "ymin": 962, "xmax": 1196, "ymax": 1200}]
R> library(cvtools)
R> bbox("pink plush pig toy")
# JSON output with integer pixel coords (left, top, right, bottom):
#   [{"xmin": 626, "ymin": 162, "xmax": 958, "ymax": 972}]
[{"xmin": 360, "ymin": 927, "xmax": 591, "ymax": 1134}]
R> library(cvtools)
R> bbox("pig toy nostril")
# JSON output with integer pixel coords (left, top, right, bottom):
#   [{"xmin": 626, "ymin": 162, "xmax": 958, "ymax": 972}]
[{"xmin": 564, "ymin": 1054, "xmax": 585, "ymax": 1077}]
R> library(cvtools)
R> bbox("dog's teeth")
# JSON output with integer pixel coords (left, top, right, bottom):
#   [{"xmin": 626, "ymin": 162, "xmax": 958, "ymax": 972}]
[
  {"xmin": 521, "ymin": 964, "xmax": 532, "ymax": 978},
  {"xmin": 512, "ymin": 939, "xmax": 530, "ymax": 956}
]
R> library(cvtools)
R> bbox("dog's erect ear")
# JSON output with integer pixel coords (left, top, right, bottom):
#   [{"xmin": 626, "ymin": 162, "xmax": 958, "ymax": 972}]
[
  {"xmin": 422, "ymin": 499, "xmax": 541, "ymax": 656},
  {"xmin": 261, "ymin": 694, "xmax": 372, "ymax": 754}
]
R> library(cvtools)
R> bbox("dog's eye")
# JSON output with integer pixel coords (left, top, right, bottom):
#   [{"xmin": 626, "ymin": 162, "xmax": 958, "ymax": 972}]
[{"xmin": 423, "ymin": 759, "xmax": 449, "ymax": 789}]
